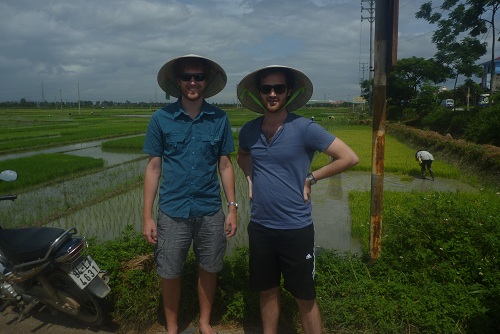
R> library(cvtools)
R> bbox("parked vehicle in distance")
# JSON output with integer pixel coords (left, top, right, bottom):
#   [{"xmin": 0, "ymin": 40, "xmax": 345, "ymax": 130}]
[
  {"xmin": 440, "ymin": 99, "xmax": 454, "ymax": 108},
  {"xmin": 478, "ymin": 94, "xmax": 489, "ymax": 107}
]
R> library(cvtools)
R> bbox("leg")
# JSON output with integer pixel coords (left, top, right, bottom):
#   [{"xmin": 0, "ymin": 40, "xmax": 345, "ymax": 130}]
[
  {"xmin": 420, "ymin": 163, "xmax": 426, "ymax": 178},
  {"xmin": 260, "ymin": 287, "xmax": 280, "ymax": 334},
  {"xmin": 194, "ymin": 211, "xmax": 227, "ymax": 334},
  {"xmin": 427, "ymin": 161, "xmax": 435, "ymax": 180},
  {"xmin": 161, "ymin": 277, "xmax": 181, "ymax": 334},
  {"xmin": 296, "ymin": 298, "xmax": 322, "ymax": 334},
  {"xmin": 198, "ymin": 267, "xmax": 217, "ymax": 334}
]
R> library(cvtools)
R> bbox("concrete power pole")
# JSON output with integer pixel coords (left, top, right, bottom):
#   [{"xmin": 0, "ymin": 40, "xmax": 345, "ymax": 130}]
[{"xmin": 361, "ymin": 0, "xmax": 375, "ymax": 116}]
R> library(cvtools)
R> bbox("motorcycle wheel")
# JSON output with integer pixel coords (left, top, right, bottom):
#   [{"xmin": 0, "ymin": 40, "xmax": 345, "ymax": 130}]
[{"xmin": 47, "ymin": 270, "xmax": 104, "ymax": 327}]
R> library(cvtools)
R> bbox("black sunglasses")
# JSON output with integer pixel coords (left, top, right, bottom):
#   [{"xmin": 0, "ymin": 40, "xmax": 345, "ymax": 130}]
[
  {"xmin": 179, "ymin": 73, "xmax": 206, "ymax": 82},
  {"xmin": 259, "ymin": 84, "xmax": 287, "ymax": 94}
]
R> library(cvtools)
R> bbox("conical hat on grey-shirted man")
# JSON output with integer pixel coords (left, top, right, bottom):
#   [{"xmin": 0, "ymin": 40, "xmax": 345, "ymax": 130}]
[
  {"xmin": 237, "ymin": 65, "xmax": 313, "ymax": 114},
  {"xmin": 157, "ymin": 54, "xmax": 227, "ymax": 99}
]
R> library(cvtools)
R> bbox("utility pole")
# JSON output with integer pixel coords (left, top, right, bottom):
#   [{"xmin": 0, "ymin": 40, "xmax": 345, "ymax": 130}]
[
  {"xmin": 41, "ymin": 82, "xmax": 45, "ymax": 105},
  {"xmin": 359, "ymin": 62, "xmax": 368, "ymax": 94},
  {"xmin": 78, "ymin": 82, "xmax": 81, "ymax": 115},
  {"xmin": 370, "ymin": 0, "xmax": 399, "ymax": 261},
  {"xmin": 361, "ymin": 0, "xmax": 375, "ymax": 116}
]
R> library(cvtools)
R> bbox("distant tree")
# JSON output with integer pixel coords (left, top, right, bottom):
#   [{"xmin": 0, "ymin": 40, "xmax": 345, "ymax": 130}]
[
  {"xmin": 416, "ymin": 0, "xmax": 499, "ymax": 92},
  {"xmin": 387, "ymin": 57, "xmax": 450, "ymax": 106},
  {"xmin": 434, "ymin": 36, "xmax": 486, "ymax": 91},
  {"xmin": 453, "ymin": 79, "xmax": 485, "ymax": 106},
  {"xmin": 359, "ymin": 78, "xmax": 372, "ymax": 102}
]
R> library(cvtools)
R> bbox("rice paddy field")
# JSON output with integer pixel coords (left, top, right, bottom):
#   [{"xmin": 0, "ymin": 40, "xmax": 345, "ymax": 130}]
[{"xmin": 1, "ymin": 106, "xmax": 499, "ymax": 333}]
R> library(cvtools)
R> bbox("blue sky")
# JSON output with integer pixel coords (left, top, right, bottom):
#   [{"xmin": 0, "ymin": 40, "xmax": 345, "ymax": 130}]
[{"xmin": 0, "ymin": 0, "xmax": 497, "ymax": 104}]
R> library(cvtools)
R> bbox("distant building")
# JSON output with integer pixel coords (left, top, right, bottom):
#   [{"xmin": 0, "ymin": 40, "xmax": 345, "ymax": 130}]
[{"xmin": 480, "ymin": 57, "xmax": 500, "ymax": 93}]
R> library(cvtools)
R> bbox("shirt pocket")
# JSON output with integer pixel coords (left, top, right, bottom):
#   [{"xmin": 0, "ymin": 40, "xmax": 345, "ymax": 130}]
[
  {"xmin": 201, "ymin": 134, "xmax": 221, "ymax": 163},
  {"xmin": 164, "ymin": 133, "xmax": 185, "ymax": 155}
]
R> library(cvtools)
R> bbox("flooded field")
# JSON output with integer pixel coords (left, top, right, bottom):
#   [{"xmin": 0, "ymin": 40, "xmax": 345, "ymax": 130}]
[{"xmin": 0, "ymin": 139, "xmax": 478, "ymax": 255}]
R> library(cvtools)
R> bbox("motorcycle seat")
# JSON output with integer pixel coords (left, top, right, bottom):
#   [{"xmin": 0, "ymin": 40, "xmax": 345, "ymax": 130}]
[{"xmin": 0, "ymin": 227, "xmax": 68, "ymax": 264}]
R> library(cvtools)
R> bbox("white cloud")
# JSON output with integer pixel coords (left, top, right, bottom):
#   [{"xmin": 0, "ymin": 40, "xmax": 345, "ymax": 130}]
[{"xmin": 0, "ymin": 0, "xmax": 496, "ymax": 104}]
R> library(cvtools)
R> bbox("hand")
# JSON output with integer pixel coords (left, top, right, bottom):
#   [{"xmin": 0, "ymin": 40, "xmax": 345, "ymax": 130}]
[
  {"xmin": 225, "ymin": 211, "xmax": 238, "ymax": 238},
  {"xmin": 303, "ymin": 180, "xmax": 312, "ymax": 203},
  {"xmin": 143, "ymin": 218, "xmax": 158, "ymax": 244},
  {"xmin": 246, "ymin": 176, "xmax": 253, "ymax": 199}
]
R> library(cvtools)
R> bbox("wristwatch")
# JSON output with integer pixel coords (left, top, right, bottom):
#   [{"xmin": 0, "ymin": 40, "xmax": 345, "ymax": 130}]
[
  {"xmin": 306, "ymin": 172, "xmax": 317, "ymax": 185},
  {"xmin": 227, "ymin": 201, "xmax": 238, "ymax": 208}
]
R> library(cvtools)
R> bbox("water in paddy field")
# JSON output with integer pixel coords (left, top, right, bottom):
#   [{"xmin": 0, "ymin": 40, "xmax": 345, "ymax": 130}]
[{"xmin": 0, "ymin": 138, "xmax": 478, "ymax": 255}]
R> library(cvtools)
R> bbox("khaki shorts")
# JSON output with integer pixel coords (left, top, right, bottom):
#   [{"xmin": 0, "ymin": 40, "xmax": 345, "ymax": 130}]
[{"xmin": 155, "ymin": 209, "xmax": 226, "ymax": 279}]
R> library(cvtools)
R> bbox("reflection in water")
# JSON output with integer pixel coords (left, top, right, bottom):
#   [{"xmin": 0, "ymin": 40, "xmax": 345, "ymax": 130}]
[
  {"xmin": 1, "ymin": 139, "xmax": 478, "ymax": 256},
  {"xmin": 47, "ymin": 164, "xmax": 364, "ymax": 255}
]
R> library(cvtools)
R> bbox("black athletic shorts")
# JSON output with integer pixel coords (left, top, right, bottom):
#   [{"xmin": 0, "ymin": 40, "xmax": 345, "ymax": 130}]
[{"xmin": 247, "ymin": 222, "xmax": 316, "ymax": 300}]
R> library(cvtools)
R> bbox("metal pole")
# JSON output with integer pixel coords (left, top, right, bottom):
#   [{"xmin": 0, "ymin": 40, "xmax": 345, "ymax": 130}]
[
  {"xmin": 362, "ymin": 0, "xmax": 375, "ymax": 116},
  {"xmin": 370, "ymin": 0, "xmax": 398, "ymax": 261}
]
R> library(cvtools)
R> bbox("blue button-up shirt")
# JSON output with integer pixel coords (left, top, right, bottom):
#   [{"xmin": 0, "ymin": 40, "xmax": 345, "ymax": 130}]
[{"xmin": 143, "ymin": 99, "xmax": 234, "ymax": 218}]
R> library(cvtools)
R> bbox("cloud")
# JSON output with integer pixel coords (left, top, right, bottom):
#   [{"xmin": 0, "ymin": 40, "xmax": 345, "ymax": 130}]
[{"xmin": 0, "ymin": 0, "xmax": 494, "ymax": 104}]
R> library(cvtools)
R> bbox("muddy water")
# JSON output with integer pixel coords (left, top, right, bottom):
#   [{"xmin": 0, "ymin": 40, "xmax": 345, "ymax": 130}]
[
  {"xmin": 45, "ymin": 168, "xmax": 477, "ymax": 255},
  {"xmin": 0, "ymin": 140, "xmax": 478, "ymax": 255}
]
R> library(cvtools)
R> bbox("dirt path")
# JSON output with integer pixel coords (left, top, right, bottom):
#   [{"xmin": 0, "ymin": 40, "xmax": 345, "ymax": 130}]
[{"xmin": 0, "ymin": 304, "xmax": 262, "ymax": 334}]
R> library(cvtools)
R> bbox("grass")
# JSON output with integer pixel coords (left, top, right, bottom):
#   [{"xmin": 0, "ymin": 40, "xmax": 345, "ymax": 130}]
[
  {"xmin": 0, "ymin": 154, "xmax": 104, "ymax": 194},
  {"xmin": 0, "ymin": 108, "xmax": 149, "ymax": 154},
  {"xmin": 91, "ymin": 186, "xmax": 500, "ymax": 333},
  {"xmin": 311, "ymin": 124, "xmax": 461, "ymax": 180},
  {"xmin": 2, "ymin": 107, "xmax": 500, "ymax": 332}
]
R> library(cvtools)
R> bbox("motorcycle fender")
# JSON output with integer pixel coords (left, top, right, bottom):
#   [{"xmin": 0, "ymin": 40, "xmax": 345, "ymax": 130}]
[{"xmin": 85, "ymin": 274, "xmax": 111, "ymax": 298}]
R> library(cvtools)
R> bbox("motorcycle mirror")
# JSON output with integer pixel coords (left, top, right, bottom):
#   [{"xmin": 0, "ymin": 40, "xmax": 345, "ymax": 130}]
[{"xmin": 0, "ymin": 170, "xmax": 17, "ymax": 182}]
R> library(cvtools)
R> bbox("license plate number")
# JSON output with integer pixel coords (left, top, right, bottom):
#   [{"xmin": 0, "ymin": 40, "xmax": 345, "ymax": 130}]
[{"xmin": 69, "ymin": 256, "xmax": 101, "ymax": 289}]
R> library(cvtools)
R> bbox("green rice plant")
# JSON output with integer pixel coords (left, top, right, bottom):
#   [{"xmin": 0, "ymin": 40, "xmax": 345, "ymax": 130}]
[
  {"xmin": 387, "ymin": 123, "xmax": 500, "ymax": 190},
  {"xmin": 102, "ymin": 135, "xmax": 145, "ymax": 152},
  {"xmin": 0, "ymin": 109, "xmax": 149, "ymax": 154},
  {"xmin": 311, "ymin": 125, "xmax": 461, "ymax": 180},
  {"xmin": 0, "ymin": 153, "xmax": 104, "ymax": 194}
]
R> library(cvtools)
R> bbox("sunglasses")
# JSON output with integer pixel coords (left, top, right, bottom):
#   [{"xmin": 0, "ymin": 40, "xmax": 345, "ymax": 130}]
[
  {"xmin": 259, "ymin": 84, "xmax": 288, "ymax": 94},
  {"xmin": 179, "ymin": 73, "xmax": 206, "ymax": 82}
]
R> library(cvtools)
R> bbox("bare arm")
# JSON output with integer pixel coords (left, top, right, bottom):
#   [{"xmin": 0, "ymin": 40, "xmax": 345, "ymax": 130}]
[
  {"xmin": 237, "ymin": 148, "xmax": 253, "ymax": 199},
  {"xmin": 219, "ymin": 155, "xmax": 238, "ymax": 238},
  {"xmin": 304, "ymin": 138, "xmax": 359, "ymax": 201},
  {"xmin": 143, "ymin": 156, "xmax": 161, "ymax": 244}
]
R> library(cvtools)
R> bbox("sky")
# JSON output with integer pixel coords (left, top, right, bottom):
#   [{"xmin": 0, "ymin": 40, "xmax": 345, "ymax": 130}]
[{"xmin": 0, "ymin": 0, "xmax": 498, "ymax": 104}]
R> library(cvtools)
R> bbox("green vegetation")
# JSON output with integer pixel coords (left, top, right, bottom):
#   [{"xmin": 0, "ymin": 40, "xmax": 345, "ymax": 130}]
[
  {"xmin": 0, "ymin": 154, "xmax": 104, "ymax": 194},
  {"xmin": 387, "ymin": 123, "xmax": 500, "ymax": 190},
  {"xmin": 90, "ymin": 189, "xmax": 500, "ymax": 333},
  {"xmin": 0, "ymin": 108, "xmax": 149, "ymax": 155},
  {"xmin": 2, "ymin": 107, "xmax": 500, "ymax": 332}
]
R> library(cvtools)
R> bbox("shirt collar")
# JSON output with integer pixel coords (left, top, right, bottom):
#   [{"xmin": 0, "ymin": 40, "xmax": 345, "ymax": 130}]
[{"xmin": 173, "ymin": 99, "xmax": 216, "ymax": 120}]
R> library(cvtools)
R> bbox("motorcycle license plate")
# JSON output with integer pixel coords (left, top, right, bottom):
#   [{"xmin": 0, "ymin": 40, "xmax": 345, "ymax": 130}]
[{"xmin": 69, "ymin": 256, "xmax": 101, "ymax": 289}]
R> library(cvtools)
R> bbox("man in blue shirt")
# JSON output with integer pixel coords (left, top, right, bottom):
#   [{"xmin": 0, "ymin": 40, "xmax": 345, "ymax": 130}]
[
  {"xmin": 143, "ymin": 55, "xmax": 237, "ymax": 334},
  {"xmin": 237, "ymin": 65, "xmax": 358, "ymax": 334}
]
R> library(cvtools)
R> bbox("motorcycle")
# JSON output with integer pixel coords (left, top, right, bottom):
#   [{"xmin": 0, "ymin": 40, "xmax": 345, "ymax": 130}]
[{"xmin": 0, "ymin": 170, "xmax": 111, "ymax": 326}]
